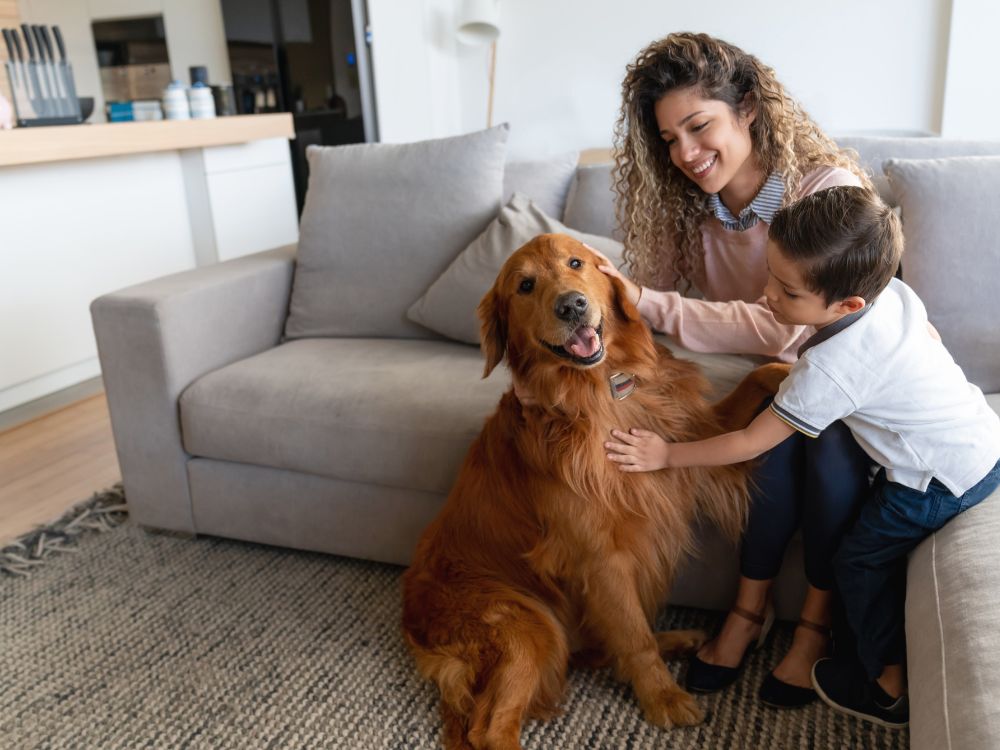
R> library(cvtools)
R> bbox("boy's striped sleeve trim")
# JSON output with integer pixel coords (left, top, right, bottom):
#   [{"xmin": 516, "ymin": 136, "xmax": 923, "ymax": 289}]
[{"xmin": 769, "ymin": 402, "xmax": 821, "ymax": 438}]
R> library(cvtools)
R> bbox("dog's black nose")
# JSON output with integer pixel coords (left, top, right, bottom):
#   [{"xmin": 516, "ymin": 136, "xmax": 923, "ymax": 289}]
[{"xmin": 555, "ymin": 291, "xmax": 588, "ymax": 322}]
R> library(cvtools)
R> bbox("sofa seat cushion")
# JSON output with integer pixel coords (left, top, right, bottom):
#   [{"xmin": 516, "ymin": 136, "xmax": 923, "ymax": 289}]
[
  {"xmin": 180, "ymin": 337, "xmax": 759, "ymax": 498},
  {"xmin": 180, "ymin": 338, "xmax": 511, "ymax": 495}
]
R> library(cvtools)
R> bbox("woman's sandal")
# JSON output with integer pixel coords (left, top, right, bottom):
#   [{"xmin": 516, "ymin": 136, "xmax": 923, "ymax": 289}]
[
  {"xmin": 758, "ymin": 617, "xmax": 830, "ymax": 709},
  {"xmin": 686, "ymin": 601, "xmax": 776, "ymax": 693}
]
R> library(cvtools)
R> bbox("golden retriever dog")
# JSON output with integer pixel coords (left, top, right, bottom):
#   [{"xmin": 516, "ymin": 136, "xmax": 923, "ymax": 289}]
[{"xmin": 402, "ymin": 234, "xmax": 787, "ymax": 750}]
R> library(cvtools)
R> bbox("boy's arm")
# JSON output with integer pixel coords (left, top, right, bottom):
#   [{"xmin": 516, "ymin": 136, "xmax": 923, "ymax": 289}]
[{"xmin": 606, "ymin": 407, "xmax": 796, "ymax": 472}]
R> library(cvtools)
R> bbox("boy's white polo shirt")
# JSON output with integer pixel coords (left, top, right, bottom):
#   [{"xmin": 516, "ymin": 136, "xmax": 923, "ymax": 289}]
[{"xmin": 771, "ymin": 278, "xmax": 1000, "ymax": 496}]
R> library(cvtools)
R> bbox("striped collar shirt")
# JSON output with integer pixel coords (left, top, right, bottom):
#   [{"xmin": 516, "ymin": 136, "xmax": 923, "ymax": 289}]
[{"xmin": 708, "ymin": 172, "xmax": 785, "ymax": 231}]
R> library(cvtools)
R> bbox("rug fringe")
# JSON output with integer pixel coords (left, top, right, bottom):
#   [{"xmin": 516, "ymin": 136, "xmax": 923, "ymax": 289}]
[{"xmin": 1, "ymin": 484, "xmax": 129, "ymax": 577}]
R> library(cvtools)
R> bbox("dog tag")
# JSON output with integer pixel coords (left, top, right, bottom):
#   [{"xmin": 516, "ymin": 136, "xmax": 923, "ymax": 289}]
[{"xmin": 609, "ymin": 372, "xmax": 636, "ymax": 401}]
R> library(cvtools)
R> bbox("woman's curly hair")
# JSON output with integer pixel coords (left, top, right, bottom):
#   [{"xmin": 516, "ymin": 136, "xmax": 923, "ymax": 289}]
[{"xmin": 613, "ymin": 32, "xmax": 872, "ymax": 292}]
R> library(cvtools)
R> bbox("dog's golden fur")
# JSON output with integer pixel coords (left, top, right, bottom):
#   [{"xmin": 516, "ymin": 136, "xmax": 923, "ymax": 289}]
[{"xmin": 402, "ymin": 234, "xmax": 787, "ymax": 750}]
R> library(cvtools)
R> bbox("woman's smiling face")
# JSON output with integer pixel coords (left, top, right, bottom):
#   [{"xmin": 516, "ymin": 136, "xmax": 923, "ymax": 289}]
[{"xmin": 654, "ymin": 87, "xmax": 757, "ymax": 196}]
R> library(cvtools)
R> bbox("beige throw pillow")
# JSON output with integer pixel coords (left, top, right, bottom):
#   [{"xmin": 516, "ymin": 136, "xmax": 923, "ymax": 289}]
[{"xmin": 407, "ymin": 193, "xmax": 625, "ymax": 345}]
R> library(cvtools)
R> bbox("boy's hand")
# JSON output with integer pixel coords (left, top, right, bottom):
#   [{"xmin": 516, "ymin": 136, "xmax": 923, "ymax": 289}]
[{"xmin": 605, "ymin": 428, "xmax": 671, "ymax": 472}]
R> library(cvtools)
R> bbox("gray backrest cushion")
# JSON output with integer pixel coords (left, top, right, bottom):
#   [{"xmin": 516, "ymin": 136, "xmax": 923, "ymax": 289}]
[
  {"xmin": 503, "ymin": 151, "xmax": 579, "ymax": 221},
  {"xmin": 562, "ymin": 162, "xmax": 622, "ymax": 241},
  {"xmin": 885, "ymin": 156, "xmax": 1000, "ymax": 392},
  {"xmin": 836, "ymin": 136, "xmax": 1000, "ymax": 206},
  {"xmin": 284, "ymin": 124, "xmax": 509, "ymax": 340}
]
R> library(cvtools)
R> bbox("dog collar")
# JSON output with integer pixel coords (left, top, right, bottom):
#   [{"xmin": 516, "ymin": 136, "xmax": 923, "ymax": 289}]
[{"xmin": 609, "ymin": 372, "xmax": 636, "ymax": 401}]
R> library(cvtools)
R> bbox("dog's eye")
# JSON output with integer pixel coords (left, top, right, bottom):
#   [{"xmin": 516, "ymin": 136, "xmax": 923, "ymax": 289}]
[
  {"xmin": 569, "ymin": 258, "xmax": 583, "ymax": 270},
  {"xmin": 518, "ymin": 278, "xmax": 535, "ymax": 294}
]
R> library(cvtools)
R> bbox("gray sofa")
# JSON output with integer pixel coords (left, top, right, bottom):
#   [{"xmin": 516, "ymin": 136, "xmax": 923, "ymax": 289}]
[{"xmin": 91, "ymin": 133, "xmax": 1000, "ymax": 750}]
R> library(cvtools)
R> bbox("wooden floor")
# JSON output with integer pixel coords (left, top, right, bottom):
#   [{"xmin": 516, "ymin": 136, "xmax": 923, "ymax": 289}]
[{"xmin": 0, "ymin": 394, "xmax": 121, "ymax": 546}]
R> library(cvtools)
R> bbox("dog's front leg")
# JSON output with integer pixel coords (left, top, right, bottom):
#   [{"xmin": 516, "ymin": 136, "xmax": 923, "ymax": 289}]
[{"xmin": 583, "ymin": 553, "xmax": 704, "ymax": 728}]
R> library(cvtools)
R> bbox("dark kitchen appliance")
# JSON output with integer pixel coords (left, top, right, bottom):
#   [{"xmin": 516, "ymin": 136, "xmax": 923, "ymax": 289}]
[
  {"xmin": 2, "ymin": 24, "xmax": 83, "ymax": 126},
  {"xmin": 219, "ymin": 0, "xmax": 378, "ymax": 213}
]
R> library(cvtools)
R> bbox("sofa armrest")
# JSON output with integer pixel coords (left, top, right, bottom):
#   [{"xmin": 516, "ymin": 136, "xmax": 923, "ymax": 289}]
[
  {"xmin": 906, "ymin": 484, "xmax": 1000, "ymax": 750},
  {"xmin": 90, "ymin": 245, "xmax": 296, "ymax": 533}
]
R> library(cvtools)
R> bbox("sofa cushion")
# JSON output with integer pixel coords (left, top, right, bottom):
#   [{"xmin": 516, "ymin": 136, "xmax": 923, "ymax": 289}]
[
  {"xmin": 284, "ymin": 125, "xmax": 509, "ymax": 341},
  {"xmin": 180, "ymin": 338, "xmax": 510, "ymax": 495},
  {"xmin": 836, "ymin": 135, "xmax": 1000, "ymax": 206},
  {"xmin": 906, "ymin": 479, "xmax": 1000, "ymax": 750},
  {"xmin": 885, "ymin": 156, "xmax": 1000, "ymax": 392},
  {"xmin": 406, "ymin": 193, "xmax": 625, "ymax": 345},
  {"xmin": 562, "ymin": 162, "xmax": 622, "ymax": 240},
  {"xmin": 503, "ymin": 151, "xmax": 579, "ymax": 220},
  {"xmin": 180, "ymin": 338, "xmax": 756, "ymax": 498}
]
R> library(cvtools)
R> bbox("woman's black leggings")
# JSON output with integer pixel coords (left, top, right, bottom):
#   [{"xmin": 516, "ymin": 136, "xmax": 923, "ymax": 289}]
[{"xmin": 740, "ymin": 408, "xmax": 871, "ymax": 590}]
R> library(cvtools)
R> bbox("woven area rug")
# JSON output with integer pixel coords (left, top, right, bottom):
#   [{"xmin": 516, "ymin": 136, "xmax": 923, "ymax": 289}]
[{"xmin": 1, "ymin": 488, "xmax": 909, "ymax": 750}]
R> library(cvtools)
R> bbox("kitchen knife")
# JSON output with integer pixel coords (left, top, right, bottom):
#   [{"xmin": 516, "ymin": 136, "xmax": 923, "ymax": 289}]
[
  {"xmin": 20, "ymin": 22, "xmax": 48, "ymax": 116},
  {"xmin": 38, "ymin": 25, "xmax": 69, "ymax": 116},
  {"xmin": 33, "ymin": 24, "xmax": 62, "ymax": 116},
  {"xmin": 51, "ymin": 26, "xmax": 79, "ymax": 118},
  {"xmin": 3, "ymin": 29, "xmax": 18, "ymax": 91},
  {"xmin": 9, "ymin": 27, "xmax": 34, "ymax": 118},
  {"xmin": 2, "ymin": 28, "xmax": 30, "ymax": 120}
]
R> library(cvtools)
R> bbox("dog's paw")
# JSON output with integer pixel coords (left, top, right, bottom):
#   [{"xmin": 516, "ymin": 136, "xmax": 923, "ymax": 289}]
[
  {"xmin": 642, "ymin": 687, "xmax": 705, "ymax": 728},
  {"xmin": 654, "ymin": 629, "xmax": 708, "ymax": 659}
]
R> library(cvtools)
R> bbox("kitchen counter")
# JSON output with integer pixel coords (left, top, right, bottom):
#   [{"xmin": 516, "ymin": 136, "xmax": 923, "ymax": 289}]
[{"xmin": 0, "ymin": 113, "xmax": 294, "ymax": 167}]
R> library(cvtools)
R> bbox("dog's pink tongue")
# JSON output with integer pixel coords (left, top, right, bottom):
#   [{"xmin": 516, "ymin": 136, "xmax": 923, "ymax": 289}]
[{"xmin": 566, "ymin": 326, "xmax": 600, "ymax": 358}]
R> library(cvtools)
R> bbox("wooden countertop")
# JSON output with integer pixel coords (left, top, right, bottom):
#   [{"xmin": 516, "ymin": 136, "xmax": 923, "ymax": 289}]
[{"xmin": 0, "ymin": 113, "xmax": 295, "ymax": 167}]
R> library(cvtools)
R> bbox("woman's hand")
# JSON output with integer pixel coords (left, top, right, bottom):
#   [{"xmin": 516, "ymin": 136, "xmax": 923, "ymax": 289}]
[
  {"xmin": 582, "ymin": 244, "xmax": 642, "ymax": 306},
  {"xmin": 605, "ymin": 428, "xmax": 671, "ymax": 472}
]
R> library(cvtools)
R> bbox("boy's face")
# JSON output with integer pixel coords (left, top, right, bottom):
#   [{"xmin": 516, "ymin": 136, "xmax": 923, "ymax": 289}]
[{"xmin": 764, "ymin": 241, "xmax": 865, "ymax": 328}]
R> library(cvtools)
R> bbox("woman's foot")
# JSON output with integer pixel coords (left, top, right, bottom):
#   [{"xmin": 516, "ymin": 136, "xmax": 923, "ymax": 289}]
[
  {"xmin": 770, "ymin": 619, "xmax": 830, "ymax": 688},
  {"xmin": 695, "ymin": 604, "xmax": 769, "ymax": 669},
  {"xmin": 758, "ymin": 618, "xmax": 829, "ymax": 708},
  {"xmin": 686, "ymin": 603, "xmax": 774, "ymax": 693}
]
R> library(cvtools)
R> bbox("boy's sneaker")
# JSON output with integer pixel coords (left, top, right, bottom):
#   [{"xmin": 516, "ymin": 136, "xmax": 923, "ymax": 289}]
[{"xmin": 811, "ymin": 658, "xmax": 909, "ymax": 729}]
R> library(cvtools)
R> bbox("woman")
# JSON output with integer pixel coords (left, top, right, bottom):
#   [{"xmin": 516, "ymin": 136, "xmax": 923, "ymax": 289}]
[{"xmin": 520, "ymin": 32, "xmax": 873, "ymax": 708}]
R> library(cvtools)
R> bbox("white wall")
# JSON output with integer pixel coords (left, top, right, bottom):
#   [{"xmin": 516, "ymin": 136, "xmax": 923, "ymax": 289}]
[
  {"xmin": 940, "ymin": 0, "xmax": 1000, "ymax": 139},
  {"xmin": 367, "ymin": 0, "xmax": 461, "ymax": 143},
  {"xmin": 372, "ymin": 0, "xmax": 968, "ymax": 157}
]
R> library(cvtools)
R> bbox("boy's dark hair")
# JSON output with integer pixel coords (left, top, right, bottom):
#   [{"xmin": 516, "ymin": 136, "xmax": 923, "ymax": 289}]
[{"xmin": 768, "ymin": 186, "xmax": 903, "ymax": 304}]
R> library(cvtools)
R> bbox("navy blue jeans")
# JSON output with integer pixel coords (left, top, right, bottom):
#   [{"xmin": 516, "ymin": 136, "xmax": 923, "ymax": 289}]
[
  {"xmin": 741, "ymin": 409, "xmax": 871, "ymax": 590},
  {"xmin": 835, "ymin": 459, "xmax": 1000, "ymax": 680}
]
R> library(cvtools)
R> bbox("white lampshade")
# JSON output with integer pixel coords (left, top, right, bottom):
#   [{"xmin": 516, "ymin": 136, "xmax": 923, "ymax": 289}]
[{"xmin": 457, "ymin": 0, "xmax": 500, "ymax": 46}]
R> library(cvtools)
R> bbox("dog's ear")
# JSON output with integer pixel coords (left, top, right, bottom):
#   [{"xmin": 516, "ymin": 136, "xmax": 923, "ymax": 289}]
[
  {"xmin": 477, "ymin": 285, "xmax": 508, "ymax": 378},
  {"xmin": 610, "ymin": 275, "xmax": 641, "ymax": 324}
]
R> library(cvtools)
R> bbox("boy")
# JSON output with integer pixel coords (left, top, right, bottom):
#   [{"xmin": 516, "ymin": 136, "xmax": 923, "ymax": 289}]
[{"xmin": 605, "ymin": 185, "xmax": 1000, "ymax": 728}]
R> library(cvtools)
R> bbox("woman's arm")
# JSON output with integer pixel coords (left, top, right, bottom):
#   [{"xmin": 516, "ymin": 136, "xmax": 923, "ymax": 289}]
[
  {"xmin": 636, "ymin": 290, "xmax": 807, "ymax": 363},
  {"xmin": 605, "ymin": 407, "xmax": 796, "ymax": 472}
]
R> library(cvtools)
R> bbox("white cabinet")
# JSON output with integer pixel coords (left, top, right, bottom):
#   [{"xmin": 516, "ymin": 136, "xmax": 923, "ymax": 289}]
[
  {"xmin": 181, "ymin": 137, "xmax": 299, "ymax": 265},
  {"xmin": 0, "ymin": 133, "xmax": 298, "ymax": 414}
]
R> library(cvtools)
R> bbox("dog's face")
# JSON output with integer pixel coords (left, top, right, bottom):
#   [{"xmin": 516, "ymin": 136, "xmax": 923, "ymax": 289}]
[{"xmin": 478, "ymin": 233, "xmax": 640, "ymax": 376}]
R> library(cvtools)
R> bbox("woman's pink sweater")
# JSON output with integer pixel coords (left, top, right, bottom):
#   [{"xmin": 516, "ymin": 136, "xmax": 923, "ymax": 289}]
[{"xmin": 635, "ymin": 166, "xmax": 861, "ymax": 363}]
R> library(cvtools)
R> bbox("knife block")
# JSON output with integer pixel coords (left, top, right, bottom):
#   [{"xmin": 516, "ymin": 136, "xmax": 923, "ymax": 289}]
[{"xmin": 5, "ymin": 61, "xmax": 82, "ymax": 127}]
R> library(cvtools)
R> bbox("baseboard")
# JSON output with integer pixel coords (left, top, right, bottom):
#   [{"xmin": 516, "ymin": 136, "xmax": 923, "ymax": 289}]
[{"xmin": 0, "ymin": 376, "xmax": 105, "ymax": 433}]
